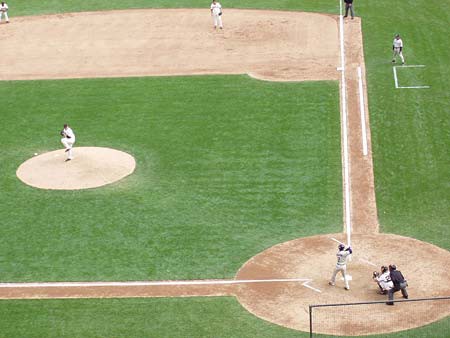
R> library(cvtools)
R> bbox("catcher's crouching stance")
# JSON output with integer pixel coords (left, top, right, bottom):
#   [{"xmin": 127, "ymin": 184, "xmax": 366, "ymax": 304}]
[{"xmin": 60, "ymin": 124, "xmax": 76, "ymax": 161}]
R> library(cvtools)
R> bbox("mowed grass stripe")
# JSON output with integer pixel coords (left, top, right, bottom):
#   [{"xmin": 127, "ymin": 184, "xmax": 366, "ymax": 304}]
[
  {"xmin": 0, "ymin": 75, "xmax": 342, "ymax": 282},
  {"xmin": 359, "ymin": 0, "xmax": 450, "ymax": 248}
]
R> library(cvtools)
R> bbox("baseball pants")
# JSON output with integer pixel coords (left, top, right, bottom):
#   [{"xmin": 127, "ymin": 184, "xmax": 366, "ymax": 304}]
[
  {"xmin": 0, "ymin": 11, "xmax": 8, "ymax": 22},
  {"xmin": 61, "ymin": 137, "xmax": 75, "ymax": 159},
  {"xmin": 344, "ymin": 4, "xmax": 354, "ymax": 18},
  {"xmin": 393, "ymin": 47, "xmax": 405, "ymax": 63},
  {"xmin": 213, "ymin": 14, "xmax": 223, "ymax": 28},
  {"xmin": 330, "ymin": 265, "xmax": 350, "ymax": 289}
]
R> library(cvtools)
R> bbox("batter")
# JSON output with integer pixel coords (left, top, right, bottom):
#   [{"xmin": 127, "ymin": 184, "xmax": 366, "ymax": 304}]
[{"xmin": 329, "ymin": 243, "xmax": 353, "ymax": 290}]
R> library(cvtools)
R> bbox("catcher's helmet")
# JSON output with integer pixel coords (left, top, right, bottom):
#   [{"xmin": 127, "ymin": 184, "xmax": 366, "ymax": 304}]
[
  {"xmin": 389, "ymin": 264, "xmax": 397, "ymax": 271},
  {"xmin": 338, "ymin": 244, "xmax": 345, "ymax": 251},
  {"xmin": 381, "ymin": 266, "xmax": 388, "ymax": 273}
]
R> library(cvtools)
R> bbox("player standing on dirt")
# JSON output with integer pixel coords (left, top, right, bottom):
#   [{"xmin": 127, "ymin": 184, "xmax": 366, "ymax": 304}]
[
  {"xmin": 392, "ymin": 34, "xmax": 405, "ymax": 65},
  {"xmin": 343, "ymin": 0, "xmax": 354, "ymax": 20},
  {"xmin": 60, "ymin": 124, "xmax": 76, "ymax": 161},
  {"xmin": 373, "ymin": 265, "xmax": 393, "ymax": 295},
  {"xmin": 329, "ymin": 243, "xmax": 352, "ymax": 290},
  {"xmin": 0, "ymin": 2, "xmax": 9, "ymax": 23},
  {"xmin": 211, "ymin": 0, "xmax": 223, "ymax": 30}
]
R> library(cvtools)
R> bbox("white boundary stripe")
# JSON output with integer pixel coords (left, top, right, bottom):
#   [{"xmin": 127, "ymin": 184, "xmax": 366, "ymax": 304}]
[
  {"xmin": 0, "ymin": 278, "xmax": 313, "ymax": 288},
  {"xmin": 302, "ymin": 281, "xmax": 322, "ymax": 293},
  {"xmin": 398, "ymin": 65, "xmax": 426, "ymax": 68},
  {"xmin": 393, "ymin": 65, "xmax": 430, "ymax": 89},
  {"xmin": 357, "ymin": 66, "xmax": 368, "ymax": 156},
  {"xmin": 339, "ymin": 0, "xmax": 352, "ymax": 246},
  {"xmin": 398, "ymin": 86, "xmax": 430, "ymax": 89},
  {"xmin": 393, "ymin": 66, "xmax": 399, "ymax": 88}
]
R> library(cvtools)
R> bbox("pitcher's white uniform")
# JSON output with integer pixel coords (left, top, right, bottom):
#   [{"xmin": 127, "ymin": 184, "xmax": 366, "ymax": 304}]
[
  {"xmin": 0, "ymin": 2, "xmax": 9, "ymax": 23},
  {"xmin": 392, "ymin": 36, "xmax": 405, "ymax": 64},
  {"xmin": 329, "ymin": 245, "xmax": 352, "ymax": 290},
  {"xmin": 61, "ymin": 126, "xmax": 76, "ymax": 160},
  {"xmin": 211, "ymin": 1, "xmax": 223, "ymax": 29}
]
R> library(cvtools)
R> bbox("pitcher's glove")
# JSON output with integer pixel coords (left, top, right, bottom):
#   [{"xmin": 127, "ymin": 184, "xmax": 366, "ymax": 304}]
[{"xmin": 60, "ymin": 130, "xmax": 66, "ymax": 137}]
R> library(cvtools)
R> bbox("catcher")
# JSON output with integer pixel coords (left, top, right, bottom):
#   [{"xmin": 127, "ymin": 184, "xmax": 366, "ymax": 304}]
[
  {"xmin": 0, "ymin": 2, "xmax": 9, "ymax": 23},
  {"xmin": 60, "ymin": 124, "xmax": 76, "ymax": 161},
  {"xmin": 372, "ymin": 265, "xmax": 393, "ymax": 295}
]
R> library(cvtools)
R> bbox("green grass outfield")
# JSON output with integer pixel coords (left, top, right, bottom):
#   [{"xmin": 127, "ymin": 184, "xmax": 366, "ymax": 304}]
[{"xmin": 0, "ymin": 0, "xmax": 449, "ymax": 337}]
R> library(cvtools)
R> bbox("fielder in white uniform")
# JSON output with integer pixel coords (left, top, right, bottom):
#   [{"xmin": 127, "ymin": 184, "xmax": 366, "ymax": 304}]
[
  {"xmin": 373, "ymin": 265, "xmax": 393, "ymax": 294},
  {"xmin": 211, "ymin": 0, "xmax": 223, "ymax": 30},
  {"xmin": 329, "ymin": 244, "xmax": 352, "ymax": 290},
  {"xmin": 0, "ymin": 2, "xmax": 9, "ymax": 23},
  {"xmin": 61, "ymin": 124, "xmax": 76, "ymax": 161},
  {"xmin": 392, "ymin": 34, "xmax": 405, "ymax": 65}
]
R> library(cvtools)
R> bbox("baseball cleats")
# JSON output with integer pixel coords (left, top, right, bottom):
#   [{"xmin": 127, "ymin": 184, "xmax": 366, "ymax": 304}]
[
  {"xmin": 328, "ymin": 282, "xmax": 335, "ymax": 286},
  {"xmin": 65, "ymin": 158, "xmax": 71, "ymax": 162},
  {"xmin": 345, "ymin": 287, "xmax": 350, "ymax": 290},
  {"xmin": 65, "ymin": 148, "xmax": 70, "ymax": 152}
]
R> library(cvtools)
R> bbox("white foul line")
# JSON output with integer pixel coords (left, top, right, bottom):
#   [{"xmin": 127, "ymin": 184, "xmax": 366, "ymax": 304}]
[
  {"xmin": 302, "ymin": 280, "xmax": 322, "ymax": 293},
  {"xmin": 357, "ymin": 66, "xmax": 368, "ymax": 156},
  {"xmin": 0, "ymin": 278, "xmax": 314, "ymax": 288},
  {"xmin": 339, "ymin": 0, "xmax": 352, "ymax": 246}
]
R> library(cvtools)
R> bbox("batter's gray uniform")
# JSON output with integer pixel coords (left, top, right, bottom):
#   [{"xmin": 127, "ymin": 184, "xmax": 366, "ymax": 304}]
[{"xmin": 329, "ymin": 244, "xmax": 353, "ymax": 290}]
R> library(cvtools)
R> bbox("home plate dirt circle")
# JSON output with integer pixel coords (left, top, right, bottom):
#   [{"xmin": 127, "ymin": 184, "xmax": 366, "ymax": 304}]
[
  {"xmin": 235, "ymin": 233, "xmax": 450, "ymax": 336},
  {"xmin": 16, "ymin": 147, "xmax": 136, "ymax": 190}
]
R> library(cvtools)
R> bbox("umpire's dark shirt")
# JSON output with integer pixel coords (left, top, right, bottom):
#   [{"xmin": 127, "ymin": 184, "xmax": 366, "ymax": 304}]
[
  {"xmin": 344, "ymin": 0, "xmax": 353, "ymax": 4},
  {"xmin": 390, "ymin": 270, "xmax": 405, "ymax": 286}
]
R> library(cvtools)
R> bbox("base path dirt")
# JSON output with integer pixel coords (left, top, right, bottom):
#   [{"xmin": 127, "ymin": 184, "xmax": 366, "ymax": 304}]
[{"xmin": 16, "ymin": 147, "xmax": 136, "ymax": 190}]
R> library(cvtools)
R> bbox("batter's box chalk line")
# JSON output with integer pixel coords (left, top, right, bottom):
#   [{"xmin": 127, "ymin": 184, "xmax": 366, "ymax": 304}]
[{"xmin": 393, "ymin": 64, "xmax": 430, "ymax": 89}]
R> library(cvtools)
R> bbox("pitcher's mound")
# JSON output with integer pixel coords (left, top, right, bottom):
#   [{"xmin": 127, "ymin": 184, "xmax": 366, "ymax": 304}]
[{"xmin": 17, "ymin": 147, "xmax": 136, "ymax": 190}]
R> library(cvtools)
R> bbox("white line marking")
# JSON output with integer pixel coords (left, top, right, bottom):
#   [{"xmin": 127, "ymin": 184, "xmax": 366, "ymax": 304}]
[
  {"xmin": 393, "ymin": 65, "xmax": 430, "ymax": 89},
  {"xmin": 357, "ymin": 66, "xmax": 368, "ymax": 156},
  {"xmin": 397, "ymin": 65, "xmax": 426, "ymax": 68},
  {"xmin": 393, "ymin": 66, "xmax": 399, "ymax": 88},
  {"xmin": 359, "ymin": 258, "xmax": 377, "ymax": 267},
  {"xmin": 0, "ymin": 278, "xmax": 313, "ymax": 288},
  {"xmin": 302, "ymin": 280, "xmax": 322, "ymax": 293},
  {"xmin": 338, "ymin": 0, "xmax": 352, "ymax": 247}
]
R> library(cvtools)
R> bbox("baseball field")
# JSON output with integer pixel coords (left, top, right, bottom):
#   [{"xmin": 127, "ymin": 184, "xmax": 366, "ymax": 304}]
[{"xmin": 0, "ymin": 0, "xmax": 449, "ymax": 337}]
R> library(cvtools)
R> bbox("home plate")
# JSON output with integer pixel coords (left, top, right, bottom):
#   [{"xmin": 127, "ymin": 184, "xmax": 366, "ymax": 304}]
[{"xmin": 341, "ymin": 275, "xmax": 352, "ymax": 281}]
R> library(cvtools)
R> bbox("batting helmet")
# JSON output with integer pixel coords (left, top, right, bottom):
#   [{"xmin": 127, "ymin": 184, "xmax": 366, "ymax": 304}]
[{"xmin": 338, "ymin": 244, "xmax": 345, "ymax": 251}]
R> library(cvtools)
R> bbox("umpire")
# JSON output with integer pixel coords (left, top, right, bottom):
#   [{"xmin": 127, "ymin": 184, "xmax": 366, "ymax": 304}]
[
  {"xmin": 344, "ymin": 0, "xmax": 354, "ymax": 19},
  {"xmin": 386, "ymin": 264, "xmax": 408, "ymax": 305}
]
